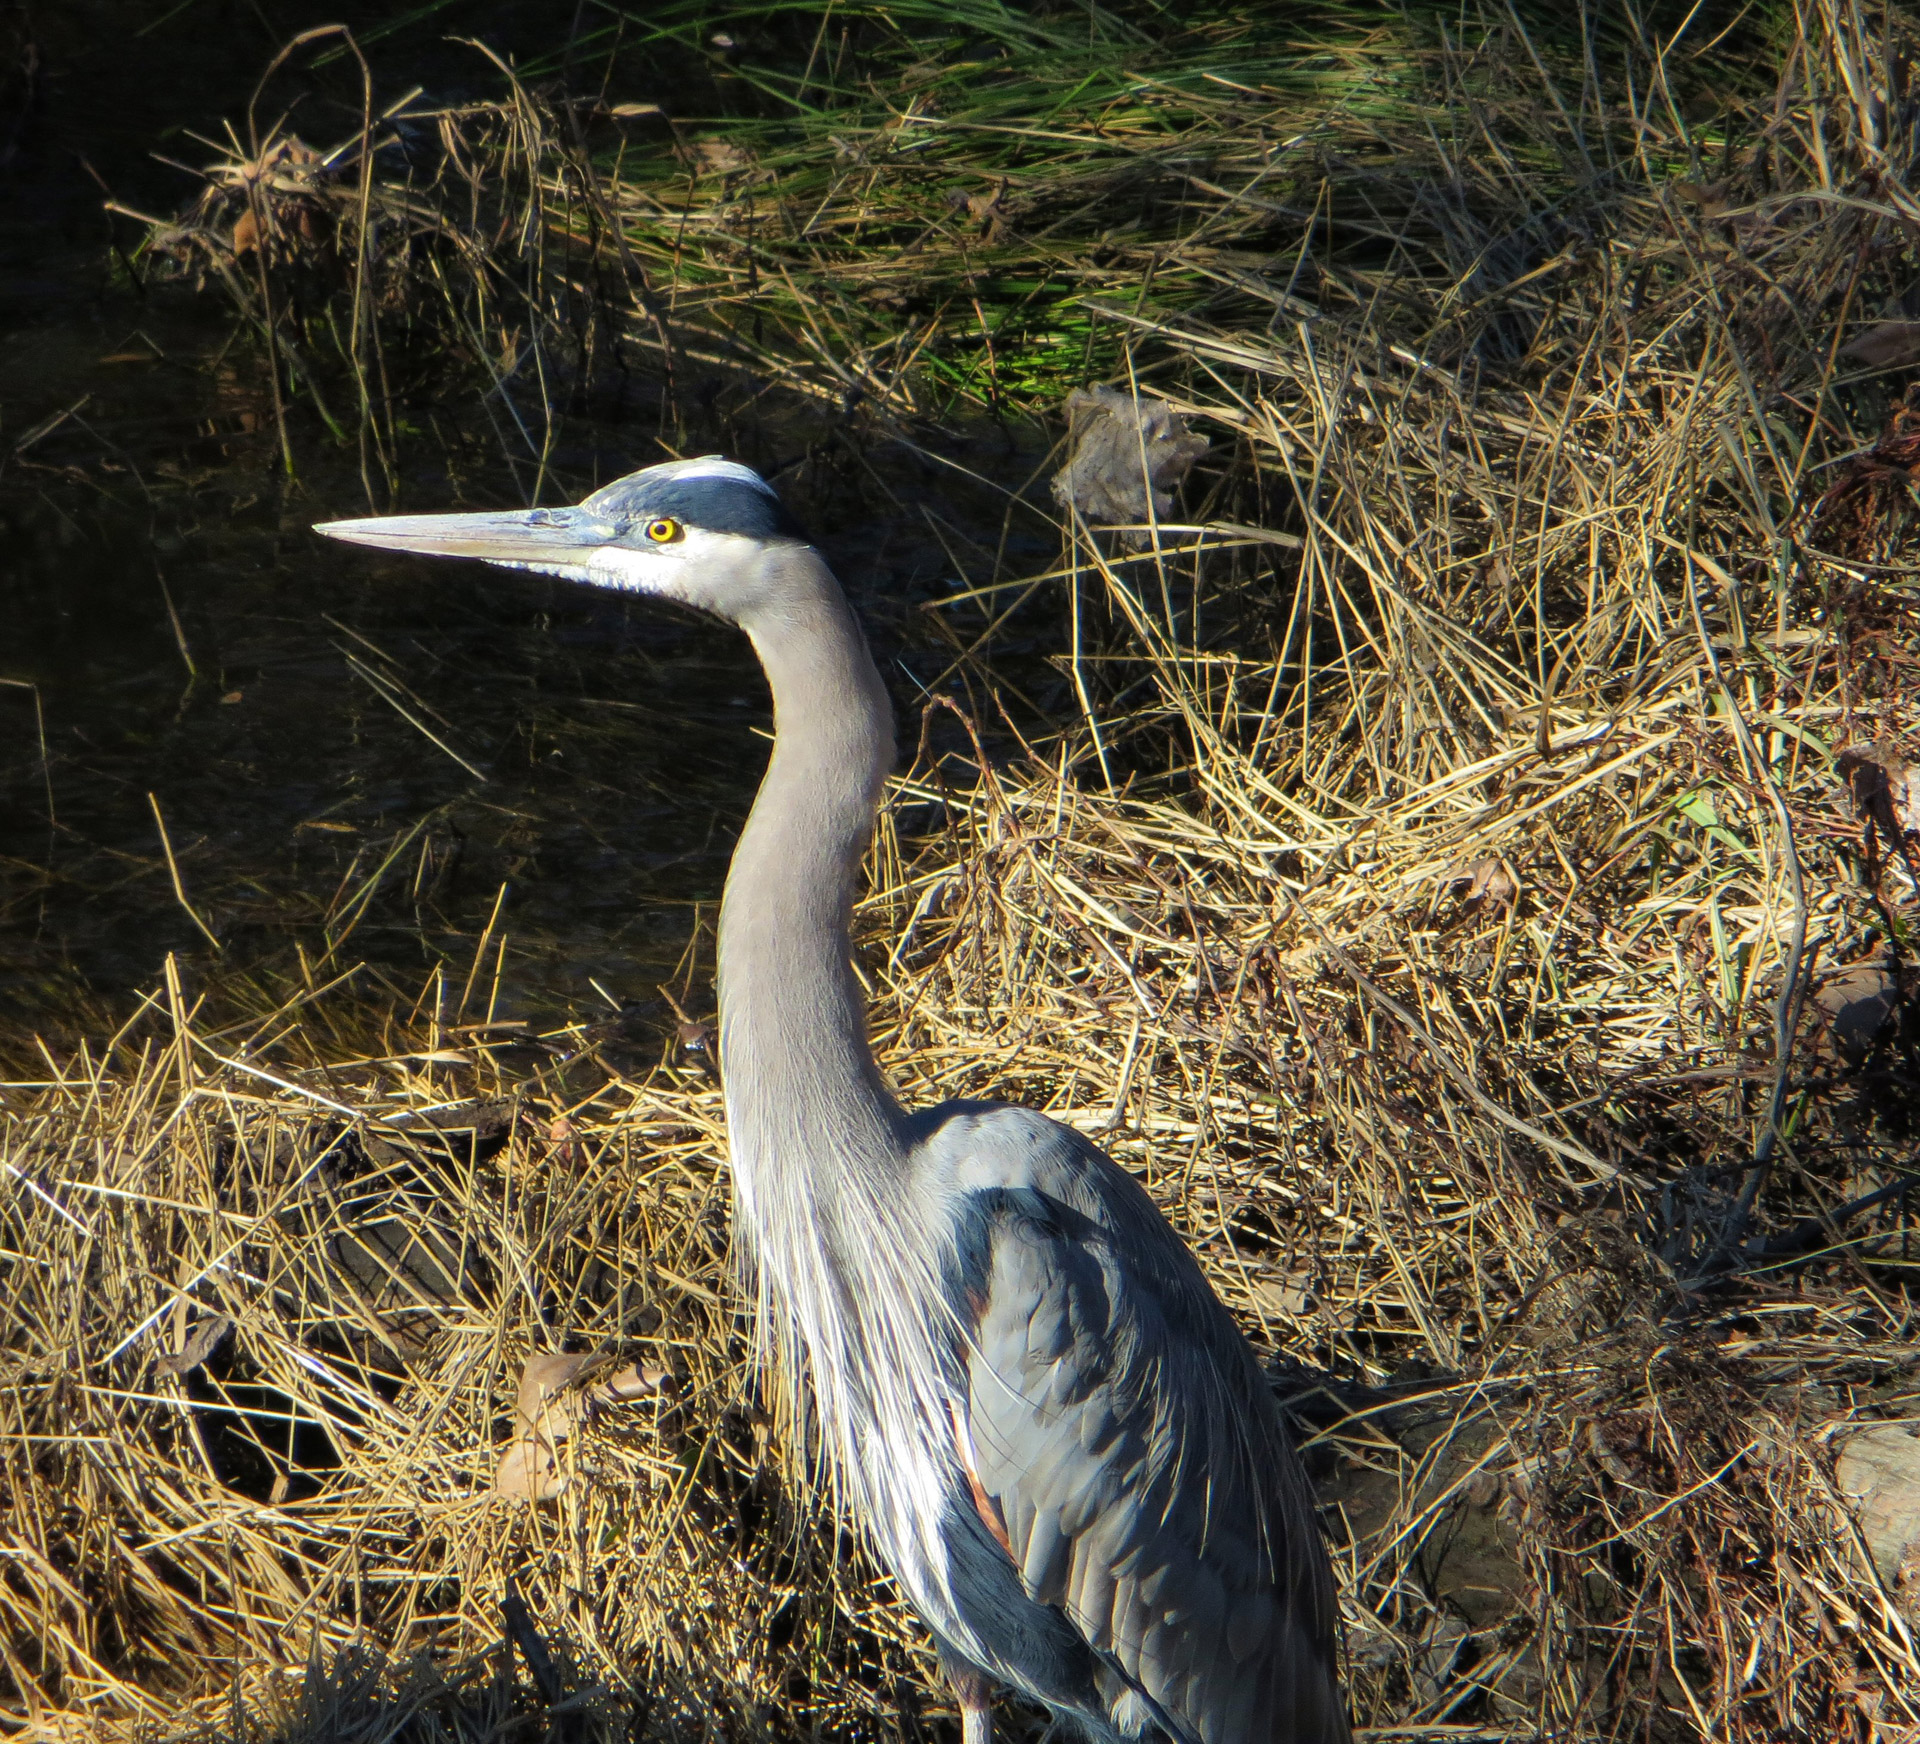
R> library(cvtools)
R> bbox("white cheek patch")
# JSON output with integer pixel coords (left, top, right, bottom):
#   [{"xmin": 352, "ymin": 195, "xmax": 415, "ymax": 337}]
[{"xmin": 586, "ymin": 544, "xmax": 680, "ymax": 595}]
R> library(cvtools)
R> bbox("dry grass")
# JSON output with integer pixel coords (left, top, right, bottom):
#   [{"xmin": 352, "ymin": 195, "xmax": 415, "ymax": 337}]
[{"xmin": 9, "ymin": 1, "xmax": 1920, "ymax": 1739}]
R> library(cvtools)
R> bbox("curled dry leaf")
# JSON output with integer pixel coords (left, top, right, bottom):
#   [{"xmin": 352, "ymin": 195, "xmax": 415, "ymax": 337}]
[
  {"xmin": 598, "ymin": 1363, "xmax": 670, "ymax": 1402},
  {"xmin": 493, "ymin": 1436, "xmax": 564, "ymax": 1503},
  {"xmin": 1050, "ymin": 386, "xmax": 1210, "ymax": 550},
  {"xmin": 494, "ymin": 1352, "xmax": 668, "ymax": 1501},
  {"xmin": 155, "ymin": 1313, "xmax": 233, "ymax": 1378},
  {"xmin": 1443, "ymin": 855, "xmax": 1518, "ymax": 908}
]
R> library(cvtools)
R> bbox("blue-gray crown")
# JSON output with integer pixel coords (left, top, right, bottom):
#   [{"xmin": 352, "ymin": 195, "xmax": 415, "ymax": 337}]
[{"xmin": 587, "ymin": 456, "xmax": 807, "ymax": 543}]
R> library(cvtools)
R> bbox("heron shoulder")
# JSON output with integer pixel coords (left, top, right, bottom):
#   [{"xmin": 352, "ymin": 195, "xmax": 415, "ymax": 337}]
[
  {"xmin": 904, "ymin": 1098, "xmax": 1245, "ymax": 1354},
  {"xmin": 906, "ymin": 1099, "xmax": 1157, "ymax": 1220}
]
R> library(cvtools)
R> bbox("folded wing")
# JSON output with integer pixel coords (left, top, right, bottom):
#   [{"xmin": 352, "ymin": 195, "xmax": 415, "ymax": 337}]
[{"xmin": 935, "ymin": 1110, "xmax": 1349, "ymax": 1744}]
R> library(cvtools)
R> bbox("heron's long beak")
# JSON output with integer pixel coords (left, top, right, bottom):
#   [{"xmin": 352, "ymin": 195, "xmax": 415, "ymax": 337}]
[{"xmin": 313, "ymin": 507, "xmax": 621, "ymax": 582}]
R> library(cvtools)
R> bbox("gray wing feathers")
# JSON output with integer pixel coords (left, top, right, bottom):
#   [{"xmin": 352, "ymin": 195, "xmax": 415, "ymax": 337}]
[{"xmin": 946, "ymin": 1111, "xmax": 1349, "ymax": 1744}]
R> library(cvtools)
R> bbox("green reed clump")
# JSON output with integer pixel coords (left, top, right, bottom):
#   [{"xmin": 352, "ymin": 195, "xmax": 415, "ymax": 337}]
[{"xmin": 132, "ymin": 4, "xmax": 1785, "ymax": 453}]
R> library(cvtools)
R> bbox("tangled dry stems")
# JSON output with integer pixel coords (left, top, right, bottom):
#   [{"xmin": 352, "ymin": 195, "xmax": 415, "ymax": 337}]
[{"xmin": 7, "ymin": 1, "xmax": 1920, "ymax": 1739}]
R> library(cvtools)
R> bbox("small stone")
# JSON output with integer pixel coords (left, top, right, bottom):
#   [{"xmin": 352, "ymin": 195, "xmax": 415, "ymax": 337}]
[
  {"xmin": 1837, "ymin": 741, "xmax": 1920, "ymax": 838},
  {"xmin": 1813, "ymin": 956, "xmax": 1899, "ymax": 1063},
  {"xmin": 1835, "ymin": 1421, "xmax": 1920, "ymax": 1579},
  {"xmin": 1841, "ymin": 321, "xmax": 1920, "ymax": 369},
  {"xmin": 1050, "ymin": 387, "xmax": 1210, "ymax": 549}
]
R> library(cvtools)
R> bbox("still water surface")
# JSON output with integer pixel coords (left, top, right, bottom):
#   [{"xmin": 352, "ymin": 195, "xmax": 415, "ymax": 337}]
[{"xmin": 0, "ymin": 5, "xmax": 1053, "ymax": 1051}]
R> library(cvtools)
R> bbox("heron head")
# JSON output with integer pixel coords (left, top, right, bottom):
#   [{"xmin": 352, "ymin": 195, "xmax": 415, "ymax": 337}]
[{"xmin": 313, "ymin": 456, "xmax": 812, "ymax": 624}]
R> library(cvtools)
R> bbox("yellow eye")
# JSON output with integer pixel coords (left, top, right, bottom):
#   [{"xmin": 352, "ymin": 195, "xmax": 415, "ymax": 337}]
[{"xmin": 643, "ymin": 517, "xmax": 683, "ymax": 544}]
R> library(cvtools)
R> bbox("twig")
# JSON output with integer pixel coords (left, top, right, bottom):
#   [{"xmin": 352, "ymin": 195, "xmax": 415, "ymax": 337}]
[
  {"xmin": 1682, "ymin": 549, "xmax": 1810, "ymax": 1259},
  {"xmin": 147, "ymin": 793, "xmax": 222, "ymax": 952},
  {"xmin": 1274, "ymin": 885, "xmax": 1638, "ymax": 1187}
]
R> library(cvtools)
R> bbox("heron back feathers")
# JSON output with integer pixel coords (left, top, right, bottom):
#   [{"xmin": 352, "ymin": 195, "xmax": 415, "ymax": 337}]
[{"xmin": 912, "ymin": 1103, "xmax": 1350, "ymax": 1744}]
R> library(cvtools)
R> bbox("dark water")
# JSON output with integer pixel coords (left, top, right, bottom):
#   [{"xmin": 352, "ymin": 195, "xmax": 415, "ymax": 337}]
[{"xmin": 0, "ymin": 3, "xmax": 1059, "ymax": 1049}]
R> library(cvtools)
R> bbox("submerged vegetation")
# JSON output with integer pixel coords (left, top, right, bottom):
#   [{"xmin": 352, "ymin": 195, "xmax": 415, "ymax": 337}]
[{"xmin": 8, "ymin": 0, "xmax": 1920, "ymax": 1739}]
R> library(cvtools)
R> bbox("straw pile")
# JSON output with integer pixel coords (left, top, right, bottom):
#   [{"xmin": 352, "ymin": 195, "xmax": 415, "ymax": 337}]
[{"xmin": 8, "ymin": 2, "xmax": 1920, "ymax": 1738}]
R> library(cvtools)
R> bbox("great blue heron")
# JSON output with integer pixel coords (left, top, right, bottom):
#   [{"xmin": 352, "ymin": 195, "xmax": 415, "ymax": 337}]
[{"xmin": 316, "ymin": 457, "xmax": 1350, "ymax": 1744}]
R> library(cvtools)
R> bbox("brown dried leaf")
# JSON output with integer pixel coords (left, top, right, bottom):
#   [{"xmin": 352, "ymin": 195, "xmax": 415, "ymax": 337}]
[
  {"xmin": 1813, "ymin": 955, "xmax": 1899, "ymax": 1063},
  {"xmin": 514, "ymin": 1352, "xmax": 589, "ymax": 1430},
  {"xmin": 155, "ymin": 1313, "xmax": 232, "ymax": 1378},
  {"xmin": 1444, "ymin": 856, "xmax": 1518, "ymax": 908},
  {"xmin": 1246, "ymin": 1273, "xmax": 1311, "ymax": 1318},
  {"xmin": 496, "ymin": 1355, "xmax": 587, "ymax": 1501},
  {"xmin": 597, "ymin": 1362, "xmax": 670, "ymax": 1403},
  {"xmin": 494, "ymin": 1353, "xmax": 667, "ymax": 1500},
  {"xmin": 493, "ymin": 1433, "xmax": 565, "ymax": 1502}
]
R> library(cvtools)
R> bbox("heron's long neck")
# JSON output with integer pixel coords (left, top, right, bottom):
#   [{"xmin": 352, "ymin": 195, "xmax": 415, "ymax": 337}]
[
  {"xmin": 718, "ymin": 553, "xmax": 904, "ymax": 1204},
  {"xmin": 716, "ymin": 552, "xmax": 953, "ymax": 1592}
]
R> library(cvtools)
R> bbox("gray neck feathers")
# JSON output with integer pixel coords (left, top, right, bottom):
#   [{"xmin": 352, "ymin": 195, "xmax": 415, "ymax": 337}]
[
  {"xmin": 719, "ymin": 552, "xmax": 902, "ymax": 1179},
  {"xmin": 715, "ymin": 550, "xmax": 955, "ymax": 1588}
]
